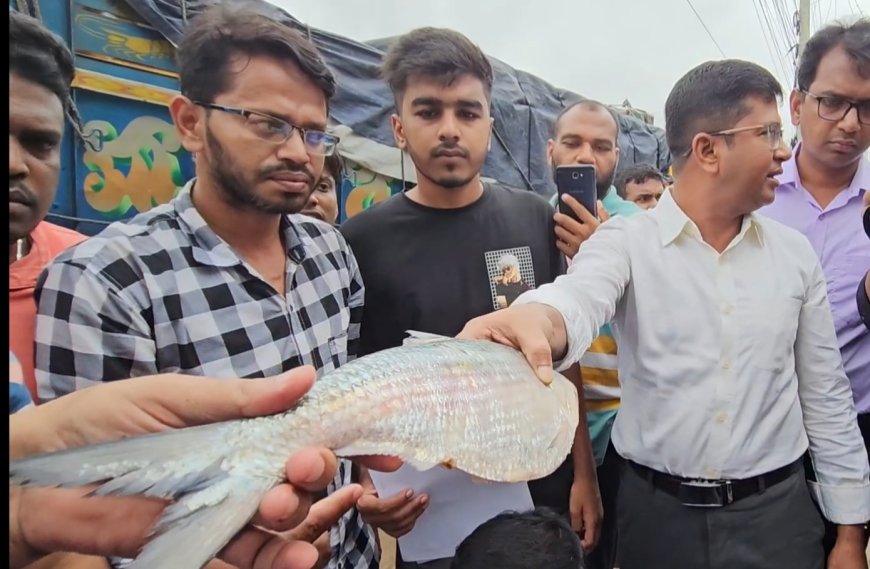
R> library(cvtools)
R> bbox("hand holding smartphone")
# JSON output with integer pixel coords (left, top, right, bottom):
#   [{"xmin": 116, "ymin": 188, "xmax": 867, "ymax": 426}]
[{"xmin": 556, "ymin": 165, "xmax": 598, "ymax": 222}]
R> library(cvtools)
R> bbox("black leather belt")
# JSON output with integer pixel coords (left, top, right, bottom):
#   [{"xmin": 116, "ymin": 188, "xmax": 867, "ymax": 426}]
[{"xmin": 628, "ymin": 459, "xmax": 802, "ymax": 508}]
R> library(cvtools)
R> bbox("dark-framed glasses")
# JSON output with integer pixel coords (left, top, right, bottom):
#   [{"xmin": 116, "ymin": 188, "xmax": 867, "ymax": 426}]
[
  {"xmin": 801, "ymin": 91, "xmax": 870, "ymax": 125},
  {"xmin": 195, "ymin": 102, "xmax": 341, "ymax": 156}
]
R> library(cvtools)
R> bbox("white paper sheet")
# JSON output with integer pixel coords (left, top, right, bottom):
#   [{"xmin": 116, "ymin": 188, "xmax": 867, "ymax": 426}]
[{"xmin": 369, "ymin": 464, "xmax": 534, "ymax": 563}]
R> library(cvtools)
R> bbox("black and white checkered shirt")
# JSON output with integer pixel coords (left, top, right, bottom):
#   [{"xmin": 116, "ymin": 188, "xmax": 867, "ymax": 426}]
[{"xmin": 34, "ymin": 181, "xmax": 379, "ymax": 569}]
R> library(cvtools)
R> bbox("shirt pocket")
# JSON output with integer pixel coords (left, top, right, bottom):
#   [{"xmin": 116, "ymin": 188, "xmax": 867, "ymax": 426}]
[{"xmin": 752, "ymin": 297, "xmax": 803, "ymax": 372}]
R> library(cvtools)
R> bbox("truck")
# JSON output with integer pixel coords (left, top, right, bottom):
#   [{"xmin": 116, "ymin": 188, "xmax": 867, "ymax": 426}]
[{"xmin": 13, "ymin": 0, "xmax": 671, "ymax": 236}]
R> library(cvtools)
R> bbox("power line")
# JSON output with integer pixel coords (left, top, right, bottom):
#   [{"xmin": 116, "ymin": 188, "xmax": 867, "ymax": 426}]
[
  {"xmin": 760, "ymin": 0, "xmax": 795, "ymax": 85},
  {"xmin": 753, "ymin": 0, "xmax": 793, "ymax": 88},
  {"xmin": 685, "ymin": 0, "xmax": 727, "ymax": 57}
]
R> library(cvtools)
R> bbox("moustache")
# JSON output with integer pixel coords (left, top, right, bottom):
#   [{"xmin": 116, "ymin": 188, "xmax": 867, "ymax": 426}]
[
  {"xmin": 431, "ymin": 145, "xmax": 469, "ymax": 159},
  {"xmin": 258, "ymin": 165, "xmax": 315, "ymax": 186}
]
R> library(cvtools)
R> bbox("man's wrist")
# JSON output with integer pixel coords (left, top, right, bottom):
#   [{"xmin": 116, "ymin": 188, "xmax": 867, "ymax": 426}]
[{"xmin": 835, "ymin": 524, "xmax": 867, "ymax": 546}]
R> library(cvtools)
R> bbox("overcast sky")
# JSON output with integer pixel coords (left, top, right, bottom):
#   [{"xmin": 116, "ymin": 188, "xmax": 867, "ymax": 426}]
[{"xmin": 270, "ymin": 0, "xmax": 865, "ymax": 131}]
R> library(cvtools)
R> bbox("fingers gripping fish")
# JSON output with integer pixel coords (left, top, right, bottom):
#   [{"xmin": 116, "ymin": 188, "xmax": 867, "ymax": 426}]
[{"xmin": 9, "ymin": 333, "xmax": 579, "ymax": 569}]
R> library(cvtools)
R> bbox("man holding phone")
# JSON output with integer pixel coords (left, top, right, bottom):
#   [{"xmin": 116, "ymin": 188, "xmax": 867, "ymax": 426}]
[{"xmin": 546, "ymin": 100, "xmax": 641, "ymax": 569}]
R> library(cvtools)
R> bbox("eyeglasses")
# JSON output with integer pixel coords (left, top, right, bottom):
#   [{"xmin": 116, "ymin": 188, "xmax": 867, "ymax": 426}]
[
  {"xmin": 801, "ymin": 91, "xmax": 870, "ymax": 125},
  {"xmin": 681, "ymin": 122, "xmax": 785, "ymax": 158},
  {"xmin": 709, "ymin": 122, "xmax": 785, "ymax": 150},
  {"xmin": 195, "ymin": 102, "xmax": 340, "ymax": 156}
]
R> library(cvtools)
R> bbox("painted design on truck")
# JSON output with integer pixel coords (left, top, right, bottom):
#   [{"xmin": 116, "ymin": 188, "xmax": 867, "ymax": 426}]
[{"xmin": 82, "ymin": 117, "xmax": 185, "ymax": 216}]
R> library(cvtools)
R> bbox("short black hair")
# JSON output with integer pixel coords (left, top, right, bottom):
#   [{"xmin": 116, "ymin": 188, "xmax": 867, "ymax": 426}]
[
  {"xmin": 178, "ymin": 3, "xmax": 335, "ymax": 104},
  {"xmin": 451, "ymin": 509, "xmax": 585, "ymax": 569},
  {"xmin": 9, "ymin": 10, "xmax": 75, "ymax": 112},
  {"xmin": 797, "ymin": 18, "xmax": 870, "ymax": 91},
  {"xmin": 552, "ymin": 100, "xmax": 620, "ymax": 142},
  {"xmin": 665, "ymin": 59, "xmax": 782, "ymax": 165},
  {"xmin": 322, "ymin": 153, "xmax": 345, "ymax": 185},
  {"xmin": 615, "ymin": 163, "xmax": 667, "ymax": 198},
  {"xmin": 381, "ymin": 27, "xmax": 494, "ymax": 106}
]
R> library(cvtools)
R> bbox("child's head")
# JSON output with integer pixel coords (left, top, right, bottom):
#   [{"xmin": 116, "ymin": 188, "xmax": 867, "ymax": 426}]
[{"xmin": 451, "ymin": 508, "xmax": 585, "ymax": 569}]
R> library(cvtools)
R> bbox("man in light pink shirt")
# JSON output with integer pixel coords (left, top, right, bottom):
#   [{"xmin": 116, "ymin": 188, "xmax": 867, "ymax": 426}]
[{"xmin": 759, "ymin": 17, "xmax": 870, "ymax": 554}]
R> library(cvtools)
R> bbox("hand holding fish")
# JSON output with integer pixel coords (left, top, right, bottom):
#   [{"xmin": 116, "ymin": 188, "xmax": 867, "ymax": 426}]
[
  {"xmin": 458, "ymin": 302, "xmax": 570, "ymax": 384},
  {"xmin": 9, "ymin": 367, "xmax": 399, "ymax": 569},
  {"xmin": 10, "ymin": 335, "xmax": 578, "ymax": 569}
]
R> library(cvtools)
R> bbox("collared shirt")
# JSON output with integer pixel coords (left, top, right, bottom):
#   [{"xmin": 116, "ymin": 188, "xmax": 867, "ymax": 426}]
[
  {"xmin": 549, "ymin": 187, "xmax": 642, "ymax": 464},
  {"xmin": 9, "ymin": 221, "xmax": 86, "ymax": 402},
  {"xmin": 518, "ymin": 189, "xmax": 870, "ymax": 524},
  {"xmin": 34, "ymin": 181, "xmax": 376, "ymax": 569},
  {"xmin": 759, "ymin": 148, "xmax": 870, "ymax": 413}
]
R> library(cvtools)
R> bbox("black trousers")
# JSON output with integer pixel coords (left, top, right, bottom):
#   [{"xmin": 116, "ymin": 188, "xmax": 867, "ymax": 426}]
[
  {"xmin": 616, "ymin": 461, "xmax": 825, "ymax": 569},
  {"xmin": 585, "ymin": 442, "xmax": 622, "ymax": 569}
]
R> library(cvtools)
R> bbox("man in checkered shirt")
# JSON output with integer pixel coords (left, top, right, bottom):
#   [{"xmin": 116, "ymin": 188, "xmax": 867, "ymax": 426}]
[{"xmin": 33, "ymin": 5, "xmax": 378, "ymax": 569}]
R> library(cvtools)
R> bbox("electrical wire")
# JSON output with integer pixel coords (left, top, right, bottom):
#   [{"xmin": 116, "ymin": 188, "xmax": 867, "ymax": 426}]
[{"xmin": 684, "ymin": 0, "xmax": 727, "ymax": 57}]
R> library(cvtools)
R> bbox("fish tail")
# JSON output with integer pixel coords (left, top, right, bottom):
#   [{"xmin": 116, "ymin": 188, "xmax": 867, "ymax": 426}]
[
  {"xmin": 127, "ymin": 474, "xmax": 276, "ymax": 569},
  {"xmin": 10, "ymin": 422, "xmax": 230, "ymax": 496},
  {"xmin": 11, "ymin": 422, "xmax": 279, "ymax": 568}
]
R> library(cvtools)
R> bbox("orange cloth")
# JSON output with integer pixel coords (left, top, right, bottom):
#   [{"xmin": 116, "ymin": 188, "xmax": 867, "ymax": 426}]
[{"xmin": 9, "ymin": 221, "xmax": 87, "ymax": 402}]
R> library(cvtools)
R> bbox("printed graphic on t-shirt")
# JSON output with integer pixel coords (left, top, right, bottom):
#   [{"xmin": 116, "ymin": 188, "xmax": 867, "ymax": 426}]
[{"xmin": 485, "ymin": 247, "xmax": 535, "ymax": 310}]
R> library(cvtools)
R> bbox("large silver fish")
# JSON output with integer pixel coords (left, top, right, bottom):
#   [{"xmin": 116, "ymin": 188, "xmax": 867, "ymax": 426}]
[{"xmin": 9, "ymin": 333, "xmax": 578, "ymax": 569}]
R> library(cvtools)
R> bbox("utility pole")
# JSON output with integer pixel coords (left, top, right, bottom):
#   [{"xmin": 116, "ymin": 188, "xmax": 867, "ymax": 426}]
[{"xmin": 798, "ymin": 0, "xmax": 812, "ymax": 57}]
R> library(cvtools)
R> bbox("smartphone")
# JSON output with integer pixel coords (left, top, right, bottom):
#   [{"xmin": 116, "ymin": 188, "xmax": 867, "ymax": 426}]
[{"xmin": 556, "ymin": 164, "xmax": 597, "ymax": 221}]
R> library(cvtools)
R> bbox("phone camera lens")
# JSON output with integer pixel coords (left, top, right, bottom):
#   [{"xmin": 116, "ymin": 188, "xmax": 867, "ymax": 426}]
[{"xmin": 572, "ymin": 172, "xmax": 580, "ymax": 180}]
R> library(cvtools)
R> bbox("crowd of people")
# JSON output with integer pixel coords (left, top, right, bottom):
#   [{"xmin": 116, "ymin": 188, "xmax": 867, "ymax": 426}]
[{"xmin": 8, "ymin": 3, "xmax": 870, "ymax": 569}]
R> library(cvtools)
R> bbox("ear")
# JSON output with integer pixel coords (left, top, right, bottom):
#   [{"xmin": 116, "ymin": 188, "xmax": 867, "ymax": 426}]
[
  {"xmin": 391, "ymin": 114, "xmax": 406, "ymax": 150},
  {"xmin": 614, "ymin": 146, "xmax": 621, "ymax": 170},
  {"xmin": 789, "ymin": 89, "xmax": 802, "ymax": 127},
  {"xmin": 170, "ymin": 95, "xmax": 205, "ymax": 153},
  {"xmin": 691, "ymin": 132, "xmax": 720, "ymax": 174},
  {"xmin": 546, "ymin": 138, "xmax": 555, "ymax": 164},
  {"xmin": 487, "ymin": 116, "xmax": 494, "ymax": 152}
]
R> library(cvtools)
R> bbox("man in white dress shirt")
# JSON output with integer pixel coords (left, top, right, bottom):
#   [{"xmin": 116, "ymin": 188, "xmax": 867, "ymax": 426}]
[{"xmin": 460, "ymin": 59, "xmax": 870, "ymax": 569}]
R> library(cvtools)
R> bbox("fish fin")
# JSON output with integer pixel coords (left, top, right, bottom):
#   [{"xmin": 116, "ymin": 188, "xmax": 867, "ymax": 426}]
[
  {"xmin": 10, "ymin": 423, "xmax": 229, "ymax": 499},
  {"xmin": 334, "ymin": 443, "xmax": 439, "ymax": 472},
  {"xmin": 402, "ymin": 330, "xmax": 452, "ymax": 346},
  {"xmin": 127, "ymin": 475, "xmax": 276, "ymax": 569}
]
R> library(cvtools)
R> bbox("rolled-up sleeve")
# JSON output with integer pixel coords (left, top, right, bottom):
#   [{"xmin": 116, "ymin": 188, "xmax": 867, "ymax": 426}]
[
  {"xmin": 514, "ymin": 218, "xmax": 631, "ymax": 370},
  {"xmin": 797, "ymin": 259, "xmax": 870, "ymax": 524}
]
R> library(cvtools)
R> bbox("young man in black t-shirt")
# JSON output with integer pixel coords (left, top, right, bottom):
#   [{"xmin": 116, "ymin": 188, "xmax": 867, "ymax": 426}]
[{"xmin": 341, "ymin": 27, "xmax": 601, "ymax": 569}]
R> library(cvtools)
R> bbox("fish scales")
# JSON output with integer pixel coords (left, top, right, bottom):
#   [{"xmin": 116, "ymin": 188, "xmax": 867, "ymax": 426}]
[{"xmin": 9, "ymin": 336, "xmax": 578, "ymax": 569}]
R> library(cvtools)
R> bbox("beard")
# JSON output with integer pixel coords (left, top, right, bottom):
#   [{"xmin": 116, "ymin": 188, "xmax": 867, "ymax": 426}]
[{"xmin": 205, "ymin": 130, "xmax": 314, "ymax": 215}]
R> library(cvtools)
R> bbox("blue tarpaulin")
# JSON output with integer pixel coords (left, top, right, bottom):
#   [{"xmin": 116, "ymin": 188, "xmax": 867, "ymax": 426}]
[{"xmin": 124, "ymin": 0, "xmax": 672, "ymax": 196}]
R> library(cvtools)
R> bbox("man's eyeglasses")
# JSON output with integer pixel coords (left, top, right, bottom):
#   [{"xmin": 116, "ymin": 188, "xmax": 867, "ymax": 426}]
[
  {"xmin": 682, "ymin": 123, "xmax": 785, "ymax": 158},
  {"xmin": 195, "ymin": 102, "xmax": 341, "ymax": 156},
  {"xmin": 802, "ymin": 91, "xmax": 870, "ymax": 125},
  {"xmin": 709, "ymin": 122, "xmax": 785, "ymax": 150}
]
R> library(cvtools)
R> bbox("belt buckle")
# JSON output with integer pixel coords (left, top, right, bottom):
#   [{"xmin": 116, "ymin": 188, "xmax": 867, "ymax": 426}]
[{"xmin": 677, "ymin": 479, "xmax": 733, "ymax": 508}]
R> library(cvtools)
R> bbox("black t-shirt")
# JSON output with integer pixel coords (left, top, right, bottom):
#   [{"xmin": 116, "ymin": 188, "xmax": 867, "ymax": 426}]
[{"xmin": 341, "ymin": 182, "xmax": 572, "ymax": 512}]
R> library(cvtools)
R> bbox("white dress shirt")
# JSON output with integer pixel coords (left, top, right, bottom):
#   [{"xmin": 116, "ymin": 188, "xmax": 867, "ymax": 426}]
[{"xmin": 517, "ymin": 189, "xmax": 870, "ymax": 524}]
